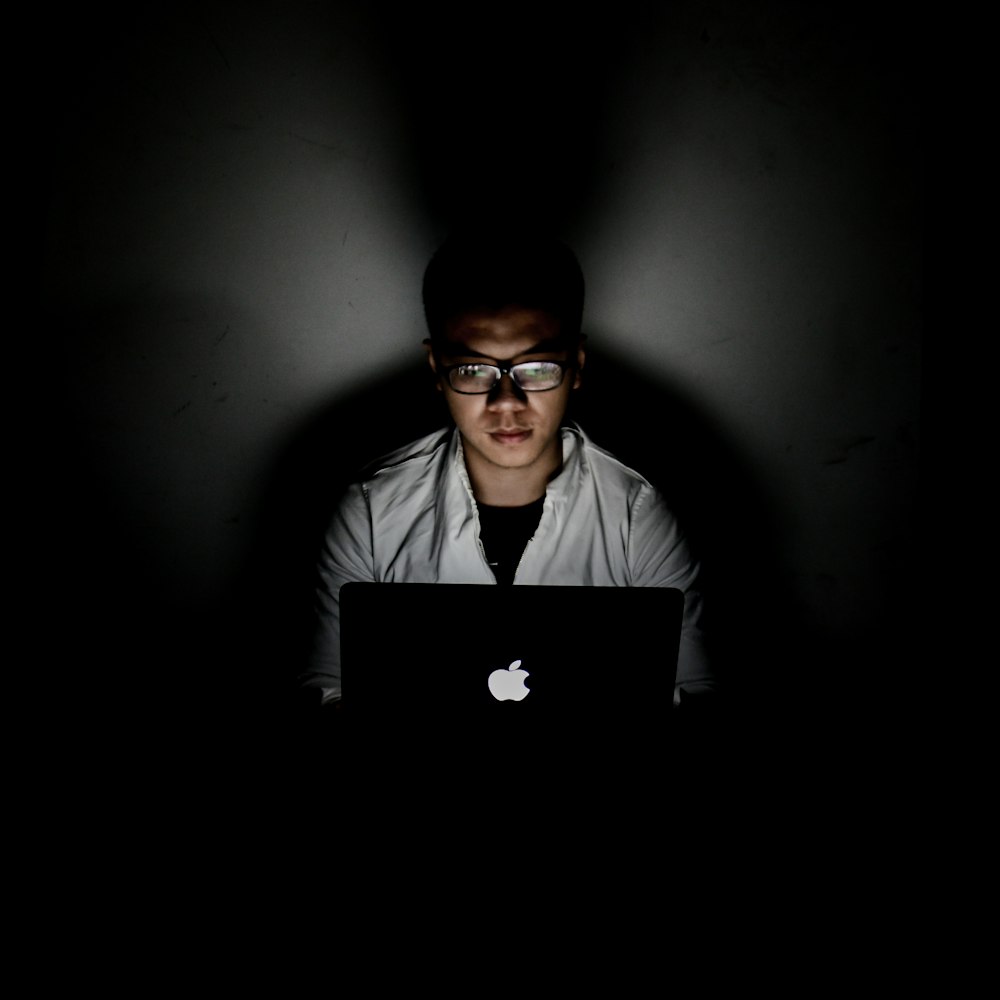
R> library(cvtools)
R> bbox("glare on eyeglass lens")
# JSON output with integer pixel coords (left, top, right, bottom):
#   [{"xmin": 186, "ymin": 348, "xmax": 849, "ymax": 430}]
[{"xmin": 445, "ymin": 361, "xmax": 568, "ymax": 394}]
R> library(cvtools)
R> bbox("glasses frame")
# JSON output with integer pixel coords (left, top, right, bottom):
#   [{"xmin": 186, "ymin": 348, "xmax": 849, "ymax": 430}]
[{"xmin": 437, "ymin": 358, "xmax": 574, "ymax": 395}]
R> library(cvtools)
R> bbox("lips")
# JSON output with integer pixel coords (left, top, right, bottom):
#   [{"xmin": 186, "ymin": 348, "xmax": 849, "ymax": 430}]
[{"xmin": 489, "ymin": 428, "xmax": 532, "ymax": 445}]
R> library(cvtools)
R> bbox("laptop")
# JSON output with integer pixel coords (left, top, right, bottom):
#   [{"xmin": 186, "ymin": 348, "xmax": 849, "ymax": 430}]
[{"xmin": 339, "ymin": 582, "xmax": 683, "ymax": 777}]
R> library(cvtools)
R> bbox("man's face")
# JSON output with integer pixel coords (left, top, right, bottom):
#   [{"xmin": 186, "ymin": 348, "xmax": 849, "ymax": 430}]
[{"xmin": 427, "ymin": 306, "xmax": 584, "ymax": 485}]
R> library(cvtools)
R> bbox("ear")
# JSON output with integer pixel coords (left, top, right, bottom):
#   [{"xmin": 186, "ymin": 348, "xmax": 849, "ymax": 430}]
[
  {"xmin": 424, "ymin": 338, "xmax": 443, "ymax": 391},
  {"xmin": 572, "ymin": 341, "xmax": 586, "ymax": 390}
]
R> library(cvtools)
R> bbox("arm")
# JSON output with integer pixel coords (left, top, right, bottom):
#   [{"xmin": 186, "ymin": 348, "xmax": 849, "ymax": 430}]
[
  {"xmin": 299, "ymin": 482, "xmax": 375, "ymax": 703},
  {"xmin": 628, "ymin": 485, "xmax": 715, "ymax": 704}
]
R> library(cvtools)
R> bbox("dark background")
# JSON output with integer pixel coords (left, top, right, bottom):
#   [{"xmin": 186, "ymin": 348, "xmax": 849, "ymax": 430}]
[{"xmin": 27, "ymin": 1, "xmax": 922, "ymax": 777}]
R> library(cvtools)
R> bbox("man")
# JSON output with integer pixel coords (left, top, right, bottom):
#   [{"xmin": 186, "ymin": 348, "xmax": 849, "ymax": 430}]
[{"xmin": 302, "ymin": 231, "xmax": 714, "ymax": 707}]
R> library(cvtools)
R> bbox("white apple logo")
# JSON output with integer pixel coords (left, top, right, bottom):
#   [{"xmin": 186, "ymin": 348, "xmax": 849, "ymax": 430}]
[{"xmin": 487, "ymin": 659, "xmax": 530, "ymax": 702}]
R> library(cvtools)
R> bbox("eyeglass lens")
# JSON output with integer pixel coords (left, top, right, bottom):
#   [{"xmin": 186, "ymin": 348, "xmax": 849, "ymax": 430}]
[{"xmin": 449, "ymin": 362, "xmax": 564, "ymax": 393}]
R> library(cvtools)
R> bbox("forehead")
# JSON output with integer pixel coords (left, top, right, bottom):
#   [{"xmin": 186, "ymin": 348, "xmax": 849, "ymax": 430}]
[{"xmin": 439, "ymin": 307, "xmax": 565, "ymax": 359}]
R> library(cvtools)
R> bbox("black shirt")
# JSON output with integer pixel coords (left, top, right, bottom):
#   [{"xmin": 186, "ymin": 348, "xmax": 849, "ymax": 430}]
[{"xmin": 476, "ymin": 497, "xmax": 545, "ymax": 586}]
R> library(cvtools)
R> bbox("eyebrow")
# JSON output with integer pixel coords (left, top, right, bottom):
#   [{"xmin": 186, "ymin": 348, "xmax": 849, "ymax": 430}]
[{"xmin": 438, "ymin": 338, "xmax": 569, "ymax": 360}]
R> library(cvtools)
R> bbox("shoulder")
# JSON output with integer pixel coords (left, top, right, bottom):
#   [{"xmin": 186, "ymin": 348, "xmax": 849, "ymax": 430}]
[
  {"xmin": 325, "ymin": 428, "xmax": 456, "ymax": 554},
  {"xmin": 359, "ymin": 427, "xmax": 454, "ymax": 483},
  {"xmin": 352, "ymin": 427, "xmax": 457, "ymax": 510},
  {"xmin": 567, "ymin": 424, "xmax": 657, "ymax": 503}
]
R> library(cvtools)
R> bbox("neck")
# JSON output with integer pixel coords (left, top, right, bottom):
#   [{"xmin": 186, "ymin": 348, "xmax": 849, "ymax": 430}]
[{"xmin": 462, "ymin": 440, "xmax": 562, "ymax": 507}]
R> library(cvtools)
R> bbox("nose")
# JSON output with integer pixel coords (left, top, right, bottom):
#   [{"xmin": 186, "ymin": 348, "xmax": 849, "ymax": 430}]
[{"xmin": 487, "ymin": 371, "xmax": 527, "ymax": 410}]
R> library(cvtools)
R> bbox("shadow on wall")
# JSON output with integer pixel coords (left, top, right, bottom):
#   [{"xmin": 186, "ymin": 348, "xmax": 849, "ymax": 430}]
[
  {"xmin": 571, "ymin": 342, "xmax": 801, "ymax": 709},
  {"xmin": 36, "ymin": 294, "xmax": 812, "ymax": 761},
  {"xmin": 231, "ymin": 359, "xmax": 446, "ymax": 722},
  {"xmin": 235, "ymin": 342, "xmax": 803, "ymax": 736}
]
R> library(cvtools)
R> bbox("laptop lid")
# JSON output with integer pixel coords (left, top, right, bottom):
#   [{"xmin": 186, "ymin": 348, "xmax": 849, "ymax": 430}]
[{"xmin": 340, "ymin": 583, "xmax": 682, "ymax": 755}]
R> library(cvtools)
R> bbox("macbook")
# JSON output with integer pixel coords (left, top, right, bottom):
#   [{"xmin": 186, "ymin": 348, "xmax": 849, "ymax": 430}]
[{"xmin": 340, "ymin": 582, "xmax": 683, "ymax": 768}]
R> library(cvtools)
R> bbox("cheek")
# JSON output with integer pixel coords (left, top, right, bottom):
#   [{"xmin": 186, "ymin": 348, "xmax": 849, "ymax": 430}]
[
  {"xmin": 544, "ymin": 387, "xmax": 574, "ymax": 421},
  {"xmin": 444, "ymin": 394, "xmax": 479, "ymax": 425}
]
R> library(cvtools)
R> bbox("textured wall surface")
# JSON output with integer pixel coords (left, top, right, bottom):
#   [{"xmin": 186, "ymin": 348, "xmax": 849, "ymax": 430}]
[{"xmin": 36, "ymin": 2, "xmax": 921, "ymax": 747}]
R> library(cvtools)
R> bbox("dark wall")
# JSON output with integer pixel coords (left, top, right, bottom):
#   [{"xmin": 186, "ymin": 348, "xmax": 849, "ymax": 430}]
[{"xmin": 31, "ymin": 2, "xmax": 922, "ymax": 764}]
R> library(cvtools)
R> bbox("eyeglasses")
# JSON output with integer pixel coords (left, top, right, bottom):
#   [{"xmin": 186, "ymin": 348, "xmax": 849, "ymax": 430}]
[{"xmin": 439, "ymin": 360, "xmax": 572, "ymax": 394}]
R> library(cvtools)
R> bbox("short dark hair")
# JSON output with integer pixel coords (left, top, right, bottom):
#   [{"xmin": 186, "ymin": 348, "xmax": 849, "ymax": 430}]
[{"xmin": 422, "ymin": 230, "xmax": 585, "ymax": 345}]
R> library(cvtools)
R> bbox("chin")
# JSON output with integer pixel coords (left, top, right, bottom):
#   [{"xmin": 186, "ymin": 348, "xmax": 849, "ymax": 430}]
[{"xmin": 477, "ymin": 440, "xmax": 537, "ymax": 467}]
